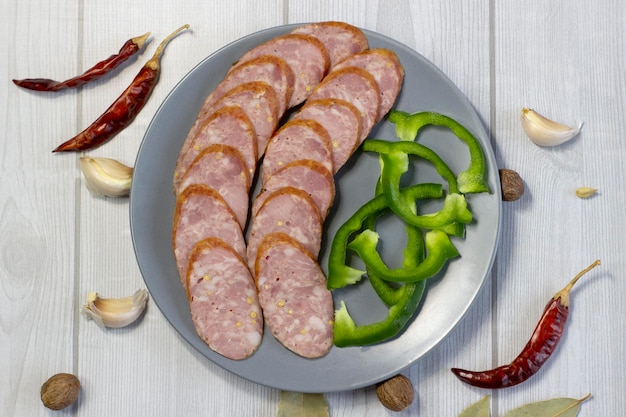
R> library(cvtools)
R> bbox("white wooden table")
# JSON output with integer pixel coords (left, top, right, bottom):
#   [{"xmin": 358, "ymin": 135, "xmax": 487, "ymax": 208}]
[{"xmin": 2, "ymin": 1, "xmax": 624, "ymax": 415}]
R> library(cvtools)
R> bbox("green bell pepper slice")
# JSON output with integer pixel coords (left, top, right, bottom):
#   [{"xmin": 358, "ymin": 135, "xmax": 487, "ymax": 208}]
[
  {"xmin": 388, "ymin": 110, "xmax": 490, "ymax": 194},
  {"xmin": 363, "ymin": 139, "xmax": 460, "ymax": 194},
  {"xmin": 333, "ymin": 189, "xmax": 427, "ymax": 346},
  {"xmin": 327, "ymin": 183, "xmax": 444, "ymax": 290},
  {"xmin": 348, "ymin": 228, "xmax": 459, "ymax": 283},
  {"xmin": 333, "ymin": 279, "xmax": 425, "ymax": 347},
  {"xmin": 332, "ymin": 223, "xmax": 457, "ymax": 347},
  {"xmin": 362, "ymin": 140, "xmax": 473, "ymax": 229},
  {"xmin": 362, "ymin": 206, "xmax": 424, "ymax": 306}
]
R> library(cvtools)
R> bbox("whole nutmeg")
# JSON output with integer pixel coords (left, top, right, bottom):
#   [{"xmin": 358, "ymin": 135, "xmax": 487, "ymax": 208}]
[
  {"xmin": 40, "ymin": 373, "xmax": 81, "ymax": 410},
  {"xmin": 499, "ymin": 168, "xmax": 524, "ymax": 201},
  {"xmin": 375, "ymin": 374, "xmax": 414, "ymax": 411}
]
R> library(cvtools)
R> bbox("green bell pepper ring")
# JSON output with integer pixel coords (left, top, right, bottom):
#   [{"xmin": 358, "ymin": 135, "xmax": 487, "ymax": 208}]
[
  {"xmin": 332, "ymin": 189, "xmax": 454, "ymax": 346},
  {"xmin": 362, "ymin": 140, "xmax": 473, "ymax": 229},
  {"xmin": 333, "ymin": 194, "xmax": 427, "ymax": 346},
  {"xmin": 348, "ymin": 229, "xmax": 460, "ymax": 283},
  {"xmin": 388, "ymin": 110, "xmax": 490, "ymax": 194},
  {"xmin": 326, "ymin": 183, "xmax": 444, "ymax": 290},
  {"xmin": 362, "ymin": 206, "xmax": 424, "ymax": 306},
  {"xmin": 333, "ymin": 279, "xmax": 426, "ymax": 347},
  {"xmin": 363, "ymin": 139, "xmax": 460, "ymax": 194}
]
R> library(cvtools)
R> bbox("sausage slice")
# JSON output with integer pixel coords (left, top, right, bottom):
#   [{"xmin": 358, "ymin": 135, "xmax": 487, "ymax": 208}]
[
  {"xmin": 246, "ymin": 187, "xmax": 323, "ymax": 273},
  {"xmin": 187, "ymin": 237, "xmax": 263, "ymax": 360},
  {"xmin": 307, "ymin": 66, "xmax": 381, "ymax": 143},
  {"xmin": 230, "ymin": 33, "xmax": 331, "ymax": 107},
  {"xmin": 292, "ymin": 98, "xmax": 362, "ymax": 172},
  {"xmin": 177, "ymin": 144, "xmax": 251, "ymax": 229},
  {"xmin": 174, "ymin": 106, "xmax": 257, "ymax": 191},
  {"xmin": 260, "ymin": 119, "xmax": 333, "ymax": 184},
  {"xmin": 182, "ymin": 55, "xmax": 295, "ymax": 153},
  {"xmin": 333, "ymin": 48, "xmax": 404, "ymax": 121},
  {"xmin": 202, "ymin": 81, "xmax": 280, "ymax": 157},
  {"xmin": 255, "ymin": 232, "xmax": 334, "ymax": 358},
  {"xmin": 172, "ymin": 184, "xmax": 247, "ymax": 294},
  {"xmin": 253, "ymin": 159, "xmax": 335, "ymax": 220},
  {"xmin": 291, "ymin": 21, "xmax": 369, "ymax": 67}
]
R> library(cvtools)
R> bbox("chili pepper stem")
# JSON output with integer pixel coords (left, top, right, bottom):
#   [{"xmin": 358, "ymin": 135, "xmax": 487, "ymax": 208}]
[
  {"xmin": 131, "ymin": 32, "xmax": 152, "ymax": 49},
  {"xmin": 554, "ymin": 260, "xmax": 600, "ymax": 307},
  {"xmin": 145, "ymin": 24, "xmax": 190, "ymax": 71}
]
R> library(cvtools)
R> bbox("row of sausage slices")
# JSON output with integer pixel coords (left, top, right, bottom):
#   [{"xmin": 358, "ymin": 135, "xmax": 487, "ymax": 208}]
[{"xmin": 171, "ymin": 21, "xmax": 404, "ymax": 360}]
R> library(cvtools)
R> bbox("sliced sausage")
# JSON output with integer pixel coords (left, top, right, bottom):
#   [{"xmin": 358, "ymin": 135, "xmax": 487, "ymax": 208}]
[
  {"xmin": 291, "ymin": 21, "xmax": 369, "ymax": 67},
  {"xmin": 260, "ymin": 119, "xmax": 333, "ymax": 184},
  {"xmin": 307, "ymin": 66, "xmax": 381, "ymax": 143},
  {"xmin": 333, "ymin": 48, "xmax": 404, "ymax": 121},
  {"xmin": 230, "ymin": 33, "xmax": 330, "ymax": 107},
  {"xmin": 292, "ymin": 98, "xmax": 362, "ymax": 172},
  {"xmin": 173, "ymin": 105, "xmax": 257, "ymax": 191},
  {"xmin": 172, "ymin": 184, "xmax": 247, "ymax": 294},
  {"xmin": 252, "ymin": 159, "xmax": 335, "ymax": 220},
  {"xmin": 200, "ymin": 55, "xmax": 293, "ymax": 124},
  {"xmin": 182, "ymin": 55, "xmax": 295, "ymax": 153},
  {"xmin": 202, "ymin": 81, "xmax": 280, "ymax": 157},
  {"xmin": 187, "ymin": 237, "xmax": 263, "ymax": 360},
  {"xmin": 254, "ymin": 232, "xmax": 334, "ymax": 358},
  {"xmin": 246, "ymin": 187, "xmax": 323, "ymax": 273},
  {"xmin": 177, "ymin": 144, "xmax": 251, "ymax": 229}
]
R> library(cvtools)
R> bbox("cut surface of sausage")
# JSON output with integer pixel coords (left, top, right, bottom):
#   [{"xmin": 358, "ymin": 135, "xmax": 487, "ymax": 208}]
[
  {"xmin": 307, "ymin": 66, "xmax": 381, "ymax": 143},
  {"xmin": 246, "ymin": 187, "xmax": 323, "ymax": 273},
  {"xmin": 173, "ymin": 106, "xmax": 257, "ymax": 191},
  {"xmin": 182, "ymin": 55, "xmax": 295, "ymax": 153},
  {"xmin": 230, "ymin": 34, "xmax": 330, "ymax": 108},
  {"xmin": 172, "ymin": 185, "xmax": 247, "ymax": 293},
  {"xmin": 187, "ymin": 237, "xmax": 263, "ymax": 360},
  {"xmin": 201, "ymin": 55, "xmax": 294, "ymax": 124},
  {"xmin": 253, "ymin": 159, "xmax": 335, "ymax": 220},
  {"xmin": 292, "ymin": 98, "xmax": 362, "ymax": 172},
  {"xmin": 260, "ymin": 119, "xmax": 333, "ymax": 184},
  {"xmin": 254, "ymin": 232, "xmax": 334, "ymax": 358},
  {"xmin": 177, "ymin": 144, "xmax": 251, "ymax": 229},
  {"xmin": 333, "ymin": 48, "xmax": 404, "ymax": 121},
  {"xmin": 202, "ymin": 81, "xmax": 280, "ymax": 157},
  {"xmin": 291, "ymin": 21, "xmax": 369, "ymax": 67}
]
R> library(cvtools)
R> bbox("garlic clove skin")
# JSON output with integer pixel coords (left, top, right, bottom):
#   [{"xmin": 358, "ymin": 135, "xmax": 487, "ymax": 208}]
[
  {"xmin": 520, "ymin": 107, "xmax": 582, "ymax": 146},
  {"xmin": 81, "ymin": 289, "xmax": 148, "ymax": 328},
  {"xmin": 79, "ymin": 156, "xmax": 133, "ymax": 197}
]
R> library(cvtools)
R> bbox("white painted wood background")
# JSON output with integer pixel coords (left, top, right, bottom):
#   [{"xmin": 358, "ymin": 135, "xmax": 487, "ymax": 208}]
[{"xmin": 2, "ymin": 0, "xmax": 623, "ymax": 415}]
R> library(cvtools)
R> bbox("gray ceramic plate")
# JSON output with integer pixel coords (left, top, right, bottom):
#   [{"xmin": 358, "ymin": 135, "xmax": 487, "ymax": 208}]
[{"xmin": 130, "ymin": 24, "xmax": 502, "ymax": 393}]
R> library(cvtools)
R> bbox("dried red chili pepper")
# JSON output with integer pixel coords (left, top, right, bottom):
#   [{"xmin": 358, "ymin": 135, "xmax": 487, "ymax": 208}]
[
  {"xmin": 451, "ymin": 259, "xmax": 600, "ymax": 389},
  {"xmin": 53, "ymin": 25, "xmax": 189, "ymax": 153},
  {"xmin": 13, "ymin": 32, "xmax": 151, "ymax": 92}
]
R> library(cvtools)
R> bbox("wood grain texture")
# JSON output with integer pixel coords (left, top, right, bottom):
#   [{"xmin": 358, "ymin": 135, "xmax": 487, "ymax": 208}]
[
  {"xmin": 492, "ymin": 1, "xmax": 625, "ymax": 416},
  {"xmin": 2, "ymin": 0, "xmax": 625, "ymax": 416},
  {"xmin": 2, "ymin": 1, "xmax": 80, "ymax": 416}
]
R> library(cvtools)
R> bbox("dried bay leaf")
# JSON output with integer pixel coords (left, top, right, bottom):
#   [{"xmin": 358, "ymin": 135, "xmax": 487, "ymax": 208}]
[
  {"xmin": 503, "ymin": 394, "xmax": 591, "ymax": 417},
  {"xmin": 459, "ymin": 395, "xmax": 491, "ymax": 417},
  {"xmin": 277, "ymin": 391, "xmax": 328, "ymax": 417}
]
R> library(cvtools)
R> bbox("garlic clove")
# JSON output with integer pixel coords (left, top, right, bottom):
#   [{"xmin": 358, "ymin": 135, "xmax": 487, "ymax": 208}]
[
  {"xmin": 79, "ymin": 156, "xmax": 133, "ymax": 197},
  {"xmin": 81, "ymin": 289, "xmax": 148, "ymax": 328},
  {"xmin": 520, "ymin": 107, "xmax": 582, "ymax": 146}
]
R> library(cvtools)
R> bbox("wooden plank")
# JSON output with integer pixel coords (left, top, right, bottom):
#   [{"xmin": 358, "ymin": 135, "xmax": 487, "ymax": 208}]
[
  {"xmin": 493, "ymin": 1, "xmax": 625, "ymax": 416},
  {"xmin": 1, "ymin": 0, "xmax": 80, "ymax": 415}
]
